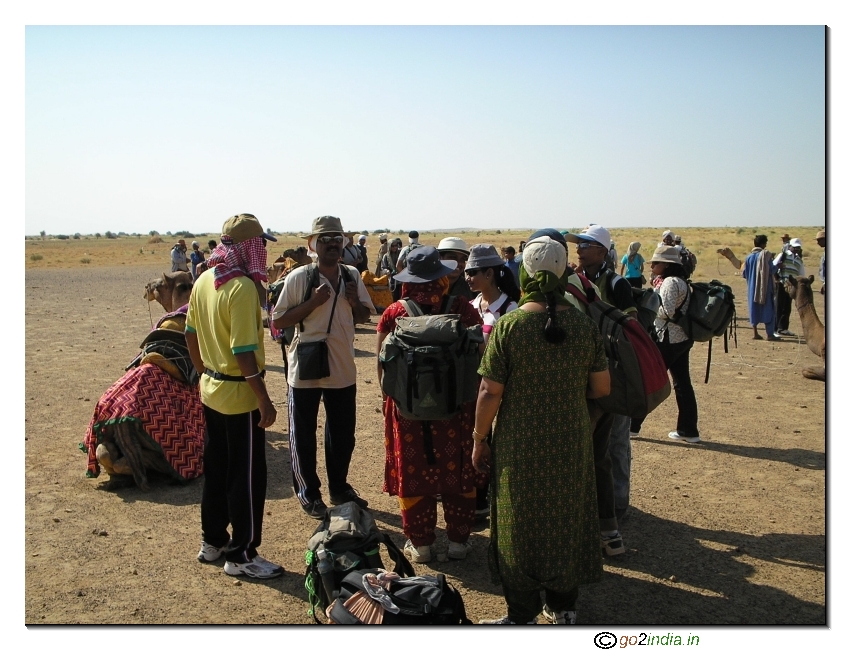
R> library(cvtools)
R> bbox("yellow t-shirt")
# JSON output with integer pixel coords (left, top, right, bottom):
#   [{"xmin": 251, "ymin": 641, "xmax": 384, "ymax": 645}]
[{"xmin": 185, "ymin": 272, "xmax": 265, "ymax": 415}]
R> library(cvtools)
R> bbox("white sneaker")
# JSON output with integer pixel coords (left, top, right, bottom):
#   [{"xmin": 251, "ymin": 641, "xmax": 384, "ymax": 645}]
[
  {"xmin": 403, "ymin": 539, "xmax": 432, "ymax": 563},
  {"xmin": 197, "ymin": 540, "xmax": 228, "ymax": 563},
  {"xmin": 668, "ymin": 431, "xmax": 701, "ymax": 444},
  {"xmin": 224, "ymin": 556, "xmax": 284, "ymax": 579},
  {"xmin": 542, "ymin": 605, "xmax": 576, "ymax": 624},
  {"xmin": 447, "ymin": 541, "xmax": 471, "ymax": 560}
]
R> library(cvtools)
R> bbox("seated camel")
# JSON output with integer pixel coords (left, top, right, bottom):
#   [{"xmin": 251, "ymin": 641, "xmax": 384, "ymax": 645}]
[
  {"xmin": 144, "ymin": 271, "xmax": 193, "ymax": 312},
  {"xmin": 785, "ymin": 275, "xmax": 825, "ymax": 381}
]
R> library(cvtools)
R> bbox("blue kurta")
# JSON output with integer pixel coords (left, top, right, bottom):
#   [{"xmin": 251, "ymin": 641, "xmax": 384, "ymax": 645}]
[{"xmin": 742, "ymin": 250, "xmax": 775, "ymax": 326}]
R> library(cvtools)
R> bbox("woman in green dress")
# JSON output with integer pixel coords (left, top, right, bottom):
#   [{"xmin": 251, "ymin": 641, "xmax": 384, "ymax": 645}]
[{"xmin": 473, "ymin": 235, "xmax": 610, "ymax": 625}]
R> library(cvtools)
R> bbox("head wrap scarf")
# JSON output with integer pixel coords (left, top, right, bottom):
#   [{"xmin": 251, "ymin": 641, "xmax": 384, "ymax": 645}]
[
  {"xmin": 400, "ymin": 276, "xmax": 451, "ymax": 307},
  {"xmin": 627, "ymin": 241, "xmax": 641, "ymax": 262},
  {"xmin": 205, "ymin": 234, "xmax": 268, "ymax": 290},
  {"xmin": 517, "ymin": 263, "xmax": 570, "ymax": 307}
]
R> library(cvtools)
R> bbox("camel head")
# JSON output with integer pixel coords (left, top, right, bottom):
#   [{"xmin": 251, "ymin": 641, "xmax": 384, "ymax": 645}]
[
  {"xmin": 785, "ymin": 275, "xmax": 815, "ymax": 303},
  {"xmin": 144, "ymin": 271, "xmax": 193, "ymax": 312}
]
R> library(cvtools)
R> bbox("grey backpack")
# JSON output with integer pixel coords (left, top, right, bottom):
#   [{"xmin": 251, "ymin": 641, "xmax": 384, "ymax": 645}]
[{"xmin": 379, "ymin": 297, "xmax": 483, "ymax": 420}]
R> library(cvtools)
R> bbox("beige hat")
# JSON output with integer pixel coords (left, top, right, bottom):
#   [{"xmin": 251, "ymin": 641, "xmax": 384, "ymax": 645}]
[
  {"xmin": 650, "ymin": 245, "xmax": 682, "ymax": 265},
  {"xmin": 437, "ymin": 236, "xmax": 470, "ymax": 257},
  {"xmin": 816, "ymin": 230, "xmax": 826, "ymax": 239},
  {"xmin": 523, "ymin": 236, "xmax": 567, "ymax": 276},
  {"xmin": 303, "ymin": 215, "xmax": 345, "ymax": 238},
  {"xmin": 222, "ymin": 214, "xmax": 277, "ymax": 244}
]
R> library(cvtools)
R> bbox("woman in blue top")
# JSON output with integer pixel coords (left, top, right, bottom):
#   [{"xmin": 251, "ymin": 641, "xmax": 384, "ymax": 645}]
[{"xmin": 619, "ymin": 241, "xmax": 645, "ymax": 288}]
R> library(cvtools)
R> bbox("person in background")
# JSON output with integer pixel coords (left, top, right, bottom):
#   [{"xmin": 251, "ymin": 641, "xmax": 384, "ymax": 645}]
[
  {"xmin": 437, "ymin": 237, "xmax": 476, "ymax": 301},
  {"xmin": 780, "ymin": 233, "xmax": 792, "ymax": 255},
  {"xmin": 375, "ymin": 233, "xmax": 389, "ymax": 276},
  {"xmin": 171, "ymin": 239, "xmax": 189, "ymax": 272},
  {"xmin": 568, "ymin": 224, "xmax": 635, "ymax": 550},
  {"xmin": 186, "ymin": 213, "xmax": 283, "ymax": 580},
  {"xmin": 773, "ymin": 237, "xmax": 806, "ymax": 336},
  {"xmin": 502, "ymin": 246, "xmax": 521, "ymax": 285},
  {"xmin": 208, "ymin": 239, "xmax": 218, "ymax": 251},
  {"xmin": 396, "ymin": 230, "xmax": 422, "ymax": 272},
  {"xmin": 619, "ymin": 242, "xmax": 645, "ymax": 288},
  {"xmin": 355, "ymin": 234, "xmax": 369, "ymax": 274},
  {"xmin": 607, "ymin": 240, "xmax": 618, "ymax": 267},
  {"xmin": 630, "ymin": 245, "xmax": 701, "ymax": 444},
  {"xmin": 272, "ymin": 216, "xmax": 376, "ymax": 520},
  {"xmin": 742, "ymin": 234, "xmax": 780, "ymax": 341},
  {"xmin": 189, "ymin": 241, "xmax": 205, "ymax": 281},
  {"xmin": 341, "ymin": 234, "xmax": 363, "ymax": 268},
  {"xmin": 475, "ymin": 236, "xmax": 609, "ymax": 624},
  {"xmin": 816, "ymin": 230, "xmax": 825, "ymax": 295},
  {"xmin": 377, "ymin": 247, "xmax": 484, "ymax": 564}
]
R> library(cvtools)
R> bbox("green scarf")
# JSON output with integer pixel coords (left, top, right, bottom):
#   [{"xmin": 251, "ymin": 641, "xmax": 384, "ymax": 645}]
[{"xmin": 518, "ymin": 264, "xmax": 570, "ymax": 307}]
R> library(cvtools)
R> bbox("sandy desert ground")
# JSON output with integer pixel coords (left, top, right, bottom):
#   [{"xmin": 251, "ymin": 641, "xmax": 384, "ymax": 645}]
[{"xmin": 24, "ymin": 229, "xmax": 826, "ymax": 627}]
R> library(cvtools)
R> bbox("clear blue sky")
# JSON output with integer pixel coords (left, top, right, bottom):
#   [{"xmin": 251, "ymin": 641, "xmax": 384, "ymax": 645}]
[{"xmin": 25, "ymin": 25, "xmax": 825, "ymax": 236}]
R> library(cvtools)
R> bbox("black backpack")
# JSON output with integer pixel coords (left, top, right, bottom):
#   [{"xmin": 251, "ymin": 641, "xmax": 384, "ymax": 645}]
[
  {"xmin": 304, "ymin": 502, "xmax": 415, "ymax": 623},
  {"xmin": 327, "ymin": 568, "xmax": 472, "ymax": 625}
]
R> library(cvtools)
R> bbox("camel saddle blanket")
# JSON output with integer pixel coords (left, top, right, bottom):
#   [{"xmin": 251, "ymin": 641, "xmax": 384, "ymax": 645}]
[{"xmin": 82, "ymin": 363, "xmax": 205, "ymax": 481}]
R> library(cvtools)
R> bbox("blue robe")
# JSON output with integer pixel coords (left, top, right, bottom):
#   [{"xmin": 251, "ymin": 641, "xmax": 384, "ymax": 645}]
[{"xmin": 742, "ymin": 250, "xmax": 775, "ymax": 328}]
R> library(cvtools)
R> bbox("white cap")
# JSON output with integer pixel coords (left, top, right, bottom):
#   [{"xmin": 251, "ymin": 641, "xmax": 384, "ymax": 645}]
[
  {"xmin": 565, "ymin": 224, "xmax": 612, "ymax": 251},
  {"xmin": 789, "ymin": 238, "xmax": 803, "ymax": 248},
  {"xmin": 662, "ymin": 230, "xmax": 675, "ymax": 240},
  {"xmin": 437, "ymin": 236, "xmax": 470, "ymax": 256},
  {"xmin": 523, "ymin": 236, "xmax": 567, "ymax": 276}
]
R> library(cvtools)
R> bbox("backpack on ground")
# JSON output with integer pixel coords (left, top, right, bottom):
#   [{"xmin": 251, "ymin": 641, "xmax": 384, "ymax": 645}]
[
  {"xmin": 304, "ymin": 501, "xmax": 415, "ymax": 623},
  {"xmin": 379, "ymin": 297, "xmax": 484, "ymax": 421},
  {"xmin": 667, "ymin": 279, "xmax": 737, "ymax": 383},
  {"xmin": 565, "ymin": 276, "xmax": 671, "ymax": 419},
  {"xmin": 326, "ymin": 568, "xmax": 472, "ymax": 625}
]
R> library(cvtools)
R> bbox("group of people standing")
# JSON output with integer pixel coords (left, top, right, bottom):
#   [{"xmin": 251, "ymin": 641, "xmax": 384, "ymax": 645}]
[{"xmin": 182, "ymin": 214, "xmax": 715, "ymax": 624}]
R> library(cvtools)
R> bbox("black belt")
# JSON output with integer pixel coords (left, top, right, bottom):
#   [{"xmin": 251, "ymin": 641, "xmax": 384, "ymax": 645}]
[{"xmin": 204, "ymin": 369, "xmax": 265, "ymax": 382}]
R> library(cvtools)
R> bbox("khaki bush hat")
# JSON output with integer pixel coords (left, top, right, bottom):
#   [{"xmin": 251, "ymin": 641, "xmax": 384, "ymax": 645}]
[
  {"xmin": 303, "ymin": 215, "xmax": 345, "ymax": 238},
  {"xmin": 466, "ymin": 244, "xmax": 504, "ymax": 269},
  {"xmin": 523, "ymin": 236, "xmax": 566, "ymax": 276},
  {"xmin": 222, "ymin": 214, "xmax": 277, "ymax": 243},
  {"xmin": 816, "ymin": 230, "xmax": 826, "ymax": 239},
  {"xmin": 650, "ymin": 245, "xmax": 682, "ymax": 265}
]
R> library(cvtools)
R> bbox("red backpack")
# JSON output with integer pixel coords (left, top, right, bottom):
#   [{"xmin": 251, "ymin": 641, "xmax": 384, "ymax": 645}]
[{"xmin": 565, "ymin": 274, "xmax": 671, "ymax": 419}]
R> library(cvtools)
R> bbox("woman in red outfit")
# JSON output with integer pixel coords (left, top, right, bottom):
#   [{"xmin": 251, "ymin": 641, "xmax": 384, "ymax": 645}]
[{"xmin": 376, "ymin": 246, "xmax": 484, "ymax": 564}]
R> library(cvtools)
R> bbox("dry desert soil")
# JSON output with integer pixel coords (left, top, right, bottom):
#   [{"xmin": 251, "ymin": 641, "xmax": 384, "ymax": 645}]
[{"xmin": 24, "ymin": 232, "xmax": 826, "ymax": 626}]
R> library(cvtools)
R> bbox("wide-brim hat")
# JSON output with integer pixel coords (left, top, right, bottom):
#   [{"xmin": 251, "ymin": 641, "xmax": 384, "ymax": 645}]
[
  {"xmin": 565, "ymin": 224, "xmax": 612, "ymax": 251},
  {"xmin": 303, "ymin": 215, "xmax": 345, "ymax": 238},
  {"xmin": 815, "ymin": 230, "xmax": 826, "ymax": 239},
  {"xmin": 222, "ymin": 213, "xmax": 277, "ymax": 243},
  {"xmin": 394, "ymin": 246, "xmax": 457, "ymax": 283},
  {"xmin": 437, "ymin": 236, "xmax": 470, "ymax": 256},
  {"xmin": 649, "ymin": 245, "xmax": 682, "ymax": 265},
  {"xmin": 466, "ymin": 244, "xmax": 504, "ymax": 269}
]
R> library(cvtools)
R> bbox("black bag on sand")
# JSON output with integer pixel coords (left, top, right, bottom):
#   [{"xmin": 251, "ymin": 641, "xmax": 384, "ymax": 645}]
[
  {"xmin": 304, "ymin": 502, "xmax": 415, "ymax": 623},
  {"xmin": 326, "ymin": 568, "xmax": 473, "ymax": 625}
]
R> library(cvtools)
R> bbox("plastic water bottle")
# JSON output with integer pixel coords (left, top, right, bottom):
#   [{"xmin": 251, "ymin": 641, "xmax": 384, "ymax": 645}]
[{"xmin": 316, "ymin": 548, "xmax": 336, "ymax": 603}]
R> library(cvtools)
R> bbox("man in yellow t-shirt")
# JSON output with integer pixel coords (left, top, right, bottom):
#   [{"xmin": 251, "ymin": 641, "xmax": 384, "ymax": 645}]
[{"xmin": 186, "ymin": 213, "xmax": 283, "ymax": 580}]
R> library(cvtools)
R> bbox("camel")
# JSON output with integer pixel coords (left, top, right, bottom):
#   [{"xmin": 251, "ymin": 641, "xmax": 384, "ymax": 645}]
[
  {"xmin": 717, "ymin": 247, "xmax": 743, "ymax": 270},
  {"xmin": 267, "ymin": 247, "xmax": 311, "ymax": 285},
  {"xmin": 144, "ymin": 271, "xmax": 192, "ymax": 312},
  {"xmin": 785, "ymin": 275, "xmax": 825, "ymax": 381}
]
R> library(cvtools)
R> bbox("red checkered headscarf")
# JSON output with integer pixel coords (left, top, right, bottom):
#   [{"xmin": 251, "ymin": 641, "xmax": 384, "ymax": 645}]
[{"xmin": 206, "ymin": 235, "xmax": 268, "ymax": 290}]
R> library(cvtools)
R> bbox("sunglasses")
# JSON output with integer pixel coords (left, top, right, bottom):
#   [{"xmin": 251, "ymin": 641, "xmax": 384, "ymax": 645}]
[
  {"xmin": 576, "ymin": 242, "xmax": 605, "ymax": 250},
  {"xmin": 465, "ymin": 268, "xmax": 483, "ymax": 277},
  {"xmin": 317, "ymin": 235, "xmax": 344, "ymax": 244}
]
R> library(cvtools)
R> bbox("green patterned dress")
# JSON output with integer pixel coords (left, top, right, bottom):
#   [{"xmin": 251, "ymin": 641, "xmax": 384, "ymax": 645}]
[{"xmin": 478, "ymin": 307, "xmax": 607, "ymax": 593}]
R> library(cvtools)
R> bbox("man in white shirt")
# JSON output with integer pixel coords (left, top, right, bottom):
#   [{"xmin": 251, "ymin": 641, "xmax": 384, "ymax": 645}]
[{"xmin": 272, "ymin": 216, "xmax": 376, "ymax": 519}]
